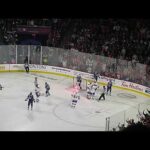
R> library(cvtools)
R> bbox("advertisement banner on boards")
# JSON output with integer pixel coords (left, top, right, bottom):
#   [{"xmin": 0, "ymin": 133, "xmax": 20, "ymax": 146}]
[
  {"xmin": 51, "ymin": 67, "xmax": 71, "ymax": 74},
  {"xmin": 10, "ymin": 64, "xmax": 24, "ymax": 70},
  {"xmin": 121, "ymin": 81, "xmax": 144, "ymax": 92},
  {"xmin": 29, "ymin": 64, "xmax": 47, "ymax": 70},
  {"xmin": 73, "ymin": 70, "xmax": 94, "ymax": 80},
  {"xmin": 99, "ymin": 76, "xmax": 116, "ymax": 85}
]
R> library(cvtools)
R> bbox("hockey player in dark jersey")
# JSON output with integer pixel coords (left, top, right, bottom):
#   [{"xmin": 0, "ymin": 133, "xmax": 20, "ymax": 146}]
[
  {"xmin": 76, "ymin": 74, "xmax": 82, "ymax": 89},
  {"xmin": 24, "ymin": 63, "xmax": 29, "ymax": 73},
  {"xmin": 25, "ymin": 92, "xmax": 35, "ymax": 110},
  {"xmin": 45, "ymin": 82, "xmax": 50, "ymax": 97},
  {"xmin": 93, "ymin": 72, "xmax": 99, "ymax": 82},
  {"xmin": 106, "ymin": 80, "xmax": 112, "ymax": 96}
]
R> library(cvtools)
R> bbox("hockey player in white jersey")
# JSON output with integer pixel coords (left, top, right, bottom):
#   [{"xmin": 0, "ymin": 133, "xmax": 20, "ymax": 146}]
[
  {"xmin": 90, "ymin": 81, "xmax": 99, "ymax": 100},
  {"xmin": 71, "ymin": 92, "xmax": 80, "ymax": 108},
  {"xmin": 35, "ymin": 86, "xmax": 40, "ymax": 102},
  {"xmin": 92, "ymin": 80, "xmax": 99, "ymax": 90},
  {"xmin": 86, "ymin": 82, "xmax": 92, "ymax": 99}
]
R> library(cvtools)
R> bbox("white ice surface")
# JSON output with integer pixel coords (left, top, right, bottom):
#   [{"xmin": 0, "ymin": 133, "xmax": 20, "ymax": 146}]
[{"xmin": 0, "ymin": 72, "xmax": 150, "ymax": 131}]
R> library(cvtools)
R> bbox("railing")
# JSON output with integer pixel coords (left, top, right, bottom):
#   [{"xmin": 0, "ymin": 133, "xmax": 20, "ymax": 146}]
[{"xmin": 0, "ymin": 45, "xmax": 149, "ymax": 88}]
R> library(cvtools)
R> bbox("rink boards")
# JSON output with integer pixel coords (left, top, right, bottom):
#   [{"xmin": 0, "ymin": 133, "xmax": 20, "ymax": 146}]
[{"xmin": 0, "ymin": 64, "xmax": 150, "ymax": 98}]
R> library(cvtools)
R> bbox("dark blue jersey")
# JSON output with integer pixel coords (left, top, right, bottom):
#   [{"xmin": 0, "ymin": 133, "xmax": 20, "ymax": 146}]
[
  {"xmin": 107, "ymin": 81, "xmax": 112, "ymax": 88},
  {"xmin": 27, "ymin": 94, "xmax": 35, "ymax": 103}
]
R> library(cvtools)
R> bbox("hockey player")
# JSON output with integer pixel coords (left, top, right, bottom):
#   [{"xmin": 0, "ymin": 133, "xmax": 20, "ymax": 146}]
[
  {"xmin": 71, "ymin": 92, "xmax": 80, "ymax": 108},
  {"xmin": 45, "ymin": 82, "xmax": 50, "ymax": 97},
  {"xmin": 35, "ymin": 86, "xmax": 40, "ymax": 102},
  {"xmin": 93, "ymin": 72, "xmax": 99, "ymax": 82},
  {"xmin": 34, "ymin": 77, "xmax": 38, "ymax": 88},
  {"xmin": 86, "ymin": 82, "xmax": 92, "ymax": 99},
  {"xmin": 98, "ymin": 86, "xmax": 106, "ymax": 101},
  {"xmin": 76, "ymin": 74, "xmax": 82, "ymax": 89},
  {"xmin": 25, "ymin": 92, "xmax": 35, "ymax": 110},
  {"xmin": 24, "ymin": 63, "xmax": 29, "ymax": 73},
  {"xmin": 92, "ymin": 80, "xmax": 99, "ymax": 91},
  {"xmin": 90, "ymin": 81, "xmax": 99, "ymax": 100},
  {"xmin": 106, "ymin": 79, "xmax": 113, "ymax": 96}
]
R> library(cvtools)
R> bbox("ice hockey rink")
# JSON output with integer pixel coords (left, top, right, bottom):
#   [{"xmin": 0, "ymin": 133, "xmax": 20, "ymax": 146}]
[{"xmin": 0, "ymin": 72, "xmax": 150, "ymax": 131}]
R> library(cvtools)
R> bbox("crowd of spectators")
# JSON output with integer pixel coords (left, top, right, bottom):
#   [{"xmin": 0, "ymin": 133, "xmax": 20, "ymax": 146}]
[
  {"xmin": 0, "ymin": 19, "xmax": 150, "ymax": 74},
  {"xmin": 61, "ymin": 19, "xmax": 150, "ymax": 65},
  {"xmin": 0, "ymin": 19, "xmax": 150, "ymax": 65},
  {"xmin": 0, "ymin": 19, "xmax": 18, "ymax": 45},
  {"xmin": 46, "ymin": 19, "xmax": 71, "ymax": 47}
]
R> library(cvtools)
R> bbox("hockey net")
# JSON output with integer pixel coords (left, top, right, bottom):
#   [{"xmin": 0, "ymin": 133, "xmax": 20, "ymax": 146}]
[{"xmin": 73, "ymin": 77, "xmax": 88, "ymax": 91}]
